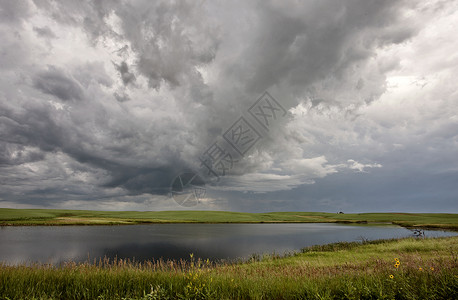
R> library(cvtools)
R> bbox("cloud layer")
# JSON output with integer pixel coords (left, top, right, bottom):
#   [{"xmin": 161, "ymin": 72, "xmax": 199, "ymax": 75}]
[{"xmin": 0, "ymin": 0, "xmax": 457, "ymax": 212}]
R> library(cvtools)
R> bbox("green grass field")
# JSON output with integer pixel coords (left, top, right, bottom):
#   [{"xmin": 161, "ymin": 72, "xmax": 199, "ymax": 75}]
[
  {"xmin": 1, "ymin": 208, "xmax": 457, "ymax": 230},
  {"xmin": 1, "ymin": 237, "xmax": 457, "ymax": 299}
]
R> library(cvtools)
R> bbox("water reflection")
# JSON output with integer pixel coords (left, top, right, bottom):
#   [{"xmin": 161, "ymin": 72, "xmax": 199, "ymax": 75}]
[{"xmin": 0, "ymin": 223, "xmax": 455, "ymax": 265}]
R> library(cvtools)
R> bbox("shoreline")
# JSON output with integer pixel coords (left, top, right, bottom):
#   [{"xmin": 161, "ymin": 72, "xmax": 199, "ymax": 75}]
[
  {"xmin": 1, "ymin": 208, "xmax": 457, "ymax": 231},
  {"xmin": 1, "ymin": 220, "xmax": 457, "ymax": 232}
]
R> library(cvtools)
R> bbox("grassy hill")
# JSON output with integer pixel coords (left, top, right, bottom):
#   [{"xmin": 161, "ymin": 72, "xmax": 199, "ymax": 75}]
[{"xmin": 1, "ymin": 208, "xmax": 457, "ymax": 230}]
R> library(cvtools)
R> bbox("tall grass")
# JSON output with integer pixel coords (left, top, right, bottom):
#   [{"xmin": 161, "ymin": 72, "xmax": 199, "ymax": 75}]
[{"xmin": 1, "ymin": 237, "xmax": 457, "ymax": 299}]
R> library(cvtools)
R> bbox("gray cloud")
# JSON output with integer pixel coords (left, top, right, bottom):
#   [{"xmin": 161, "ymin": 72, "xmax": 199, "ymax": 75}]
[
  {"xmin": 114, "ymin": 61, "xmax": 136, "ymax": 86},
  {"xmin": 34, "ymin": 67, "xmax": 85, "ymax": 102},
  {"xmin": 0, "ymin": 0, "xmax": 457, "ymax": 212},
  {"xmin": 33, "ymin": 26, "xmax": 56, "ymax": 39},
  {"xmin": 113, "ymin": 92, "xmax": 130, "ymax": 103},
  {"xmin": 0, "ymin": 0, "xmax": 30, "ymax": 25}
]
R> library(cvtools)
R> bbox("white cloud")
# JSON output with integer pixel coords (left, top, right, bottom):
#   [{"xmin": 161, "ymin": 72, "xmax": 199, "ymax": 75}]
[
  {"xmin": 211, "ymin": 173, "xmax": 313, "ymax": 193},
  {"xmin": 346, "ymin": 160, "xmax": 382, "ymax": 173}
]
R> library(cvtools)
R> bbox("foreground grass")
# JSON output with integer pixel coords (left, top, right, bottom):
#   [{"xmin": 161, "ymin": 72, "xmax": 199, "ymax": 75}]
[
  {"xmin": 1, "ymin": 237, "xmax": 457, "ymax": 299},
  {"xmin": 1, "ymin": 208, "xmax": 457, "ymax": 230}
]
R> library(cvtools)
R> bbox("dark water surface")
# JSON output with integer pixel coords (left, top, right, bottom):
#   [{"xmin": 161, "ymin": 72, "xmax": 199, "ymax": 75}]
[{"xmin": 0, "ymin": 223, "xmax": 456, "ymax": 265}]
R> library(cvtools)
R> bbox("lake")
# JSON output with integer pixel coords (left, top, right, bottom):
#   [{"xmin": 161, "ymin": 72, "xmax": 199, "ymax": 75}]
[{"xmin": 0, "ymin": 223, "xmax": 456, "ymax": 265}]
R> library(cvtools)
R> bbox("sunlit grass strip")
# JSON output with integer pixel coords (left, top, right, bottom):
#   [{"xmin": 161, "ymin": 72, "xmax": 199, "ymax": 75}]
[
  {"xmin": 1, "ymin": 237, "xmax": 457, "ymax": 299},
  {"xmin": 1, "ymin": 208, "xmax": 457, "ymax": 230}
]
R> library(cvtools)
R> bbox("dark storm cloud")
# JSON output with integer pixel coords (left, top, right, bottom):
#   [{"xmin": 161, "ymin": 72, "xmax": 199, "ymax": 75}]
[
  {"xmin": 34, "ymin": 67, "xmax": 85, "ymax": 102},
  {"xmin": 1, "ymin": 66, "xmax": 189, "ymax": 200},
  {"xmin": 114, "ymin": 0, "xmax": 220, "ymax": 89},
  {"xmin": 0, "ymin": 0, "xmax": 456, "ymax": 212},
  {"xmin": 113, "ymin": 92, "xmax": 130, "ymax": 103},
  {"xmin": 31, "ymin": 0, "xmax": 219, "ymax": 90},
  {"xmin": 33, "ymin": 26, "xmax": 56, "ymax": 39},
  {"xmin": 0, "ymin": 93, "xmax": 187, "ymax": 199},
  {"xmin": 114, "ymin": 61, "xmax": 136, "ymax": 86},
  {"xmin": 103, "ymin": 166, "xmax": 179, "ymax": 195},
  {"xmin": 0, "ymin": 142, "xmax": 44, "ymax": 166},
  {"xmin": 221, "ymin": 0, "xmax": 415, "ymax": 100}
]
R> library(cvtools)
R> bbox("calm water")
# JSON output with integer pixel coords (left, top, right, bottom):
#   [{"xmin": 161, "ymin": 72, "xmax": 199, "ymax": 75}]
[{"xmin": 0, "ymin": 223, "xmax": 456, "ymax": 265}]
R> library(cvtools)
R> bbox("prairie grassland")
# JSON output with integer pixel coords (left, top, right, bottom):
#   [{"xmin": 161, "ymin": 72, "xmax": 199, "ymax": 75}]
[
  {"xmin": 1, "ymin": 208, "xmax": 457, "ymax": 230},
  {"xmin": 1, "ymin": 237, "xmax": 457, "ymax": 299}
]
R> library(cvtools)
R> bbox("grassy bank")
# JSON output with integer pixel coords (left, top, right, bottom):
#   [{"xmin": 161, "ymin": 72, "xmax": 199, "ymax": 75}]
[
  {"xmin": 1, "ymin": 208, "xmax": 457, "ymax": 230},
  {"xmin": 1, "ymin": 237, "xmax": 457, "ymax": 299}
]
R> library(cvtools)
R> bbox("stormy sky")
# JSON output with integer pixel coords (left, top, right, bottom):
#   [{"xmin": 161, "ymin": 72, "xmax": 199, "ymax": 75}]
[{"xmin": 0, "ymin": 0, "xmax": 457, "ymax": 212}]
